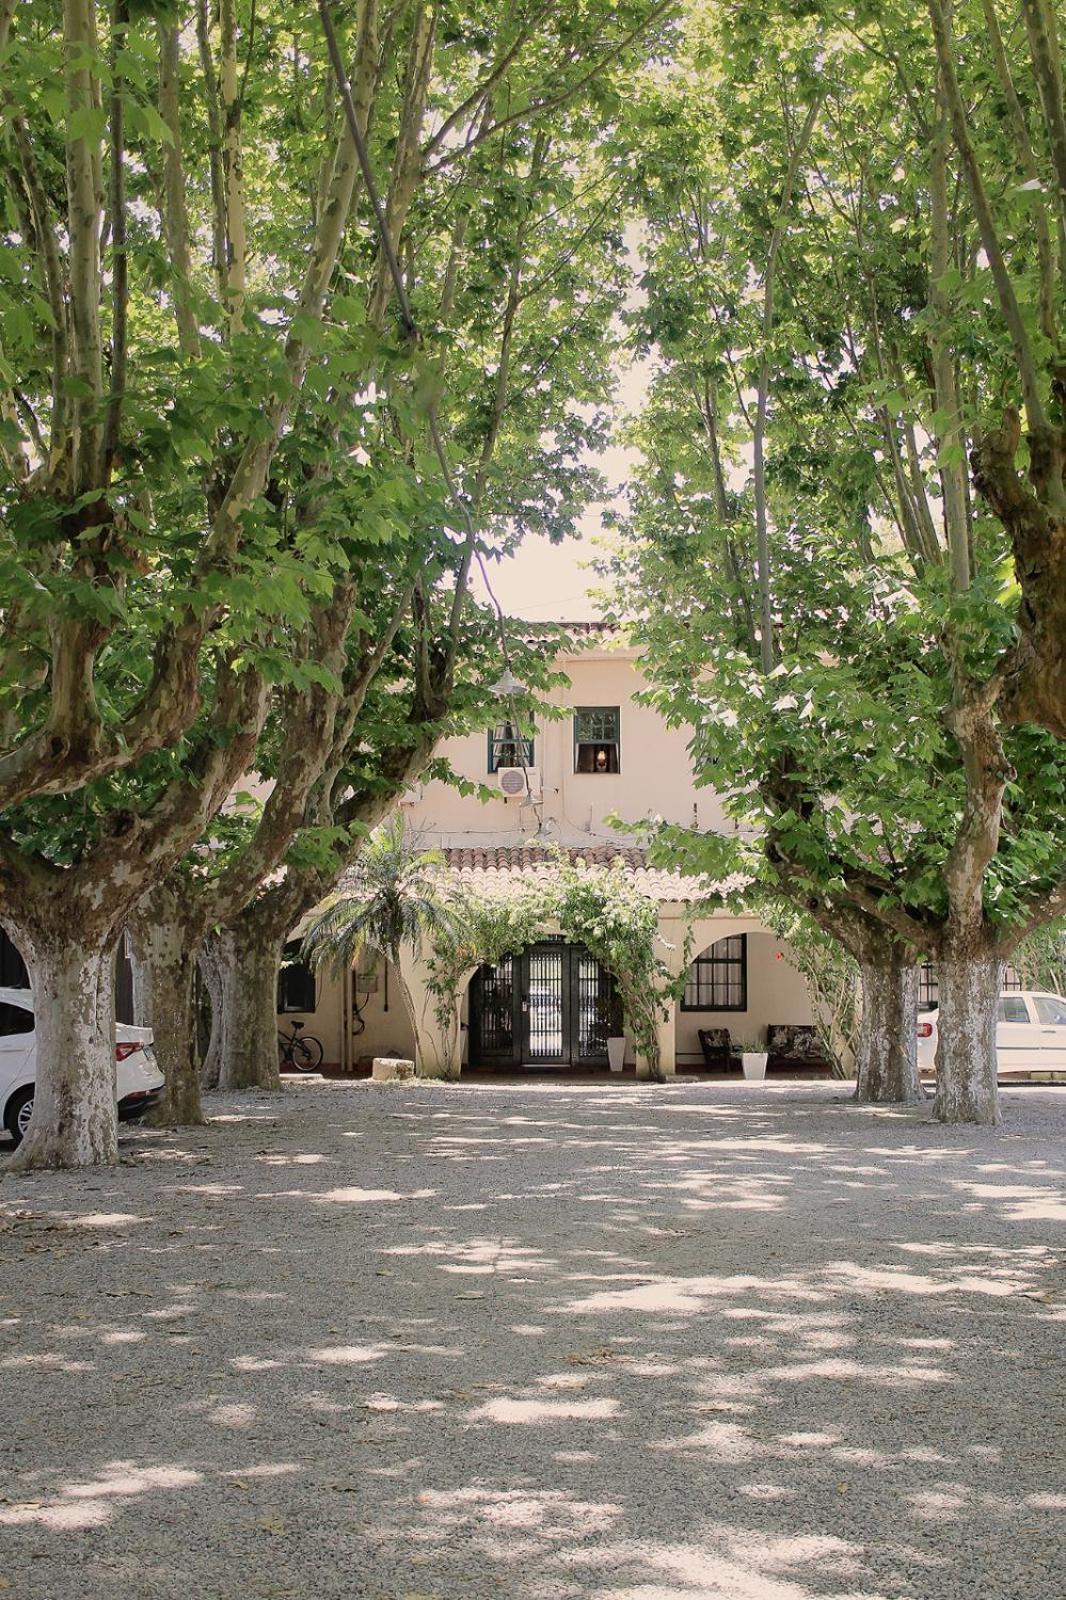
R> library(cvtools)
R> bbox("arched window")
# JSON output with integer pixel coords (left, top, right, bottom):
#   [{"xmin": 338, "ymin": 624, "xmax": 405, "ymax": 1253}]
[{"xmin": 682, "ymin": 935, "xmax": 747, "ymax": 1011}]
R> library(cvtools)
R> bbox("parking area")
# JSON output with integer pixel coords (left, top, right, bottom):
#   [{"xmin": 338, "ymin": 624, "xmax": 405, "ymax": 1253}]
[{"xmin": 1, "ymin": 1078, "xmax": 1064, "ymax": 1600}]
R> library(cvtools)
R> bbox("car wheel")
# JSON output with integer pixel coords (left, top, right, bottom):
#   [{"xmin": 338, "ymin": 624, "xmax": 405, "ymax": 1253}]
[{"xmin": 4, "ymin": 1086, "xmax": 34, "ymax": 1146}]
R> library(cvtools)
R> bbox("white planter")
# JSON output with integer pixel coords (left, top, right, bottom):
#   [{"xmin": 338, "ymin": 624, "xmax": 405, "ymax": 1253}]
[
  {"xmin": 607, "ymin": 1036, "xmax": 626, "ymax": 1073},
  {"xmin": 741, "ymin": 1051, "xmax": 768, "ymax": 1082}
]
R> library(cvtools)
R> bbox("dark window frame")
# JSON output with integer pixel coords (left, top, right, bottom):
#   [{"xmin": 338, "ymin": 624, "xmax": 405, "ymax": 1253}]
[
  {"xmin": 681, "ymin": 935, "xmax": 747, "ymax": 1013},
  {"xmin": 573, "ymin": 706, "xmax": 621, "ymax": 774},
  {"xmin": 278, "ymin": 941, "xmax": 317, "ymax": 1014},
  {"xmin": 487, "ymin": 721, "xmax": 535, "ymax": 774},
  {"xmin": 918, "ymin": 962, "xmax": 939, "ymax": 1011}
]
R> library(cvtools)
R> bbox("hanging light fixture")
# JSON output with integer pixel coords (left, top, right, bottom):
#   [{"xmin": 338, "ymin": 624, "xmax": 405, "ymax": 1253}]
[{"xmin": 488, "ymin": 665, "xmax": 527, "ymax": 698}]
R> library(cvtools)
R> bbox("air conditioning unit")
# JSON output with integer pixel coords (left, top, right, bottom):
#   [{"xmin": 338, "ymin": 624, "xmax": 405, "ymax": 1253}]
[
  {"xmin": 497, "ymin": 766, "xmax": 541, "ymax": 800},
  {"xmin": 398, "ymin": 783, "xmax": 423, "ymax": 806}
]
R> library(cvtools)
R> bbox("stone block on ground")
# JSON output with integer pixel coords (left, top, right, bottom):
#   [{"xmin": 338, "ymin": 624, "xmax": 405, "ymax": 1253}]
[{"xmin": 371, "ymin": 1056, "xmax": 415, "ymax": 1082}]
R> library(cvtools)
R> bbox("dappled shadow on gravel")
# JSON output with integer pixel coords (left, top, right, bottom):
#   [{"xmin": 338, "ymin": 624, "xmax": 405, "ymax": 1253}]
[{"xmin": 1, "ymin": 1080, "xmax": 1063, "ymax": 1599}]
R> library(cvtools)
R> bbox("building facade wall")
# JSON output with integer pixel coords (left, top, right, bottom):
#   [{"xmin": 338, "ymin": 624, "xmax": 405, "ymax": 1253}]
[
  {"xmin": 277, "ymin": 637, "xmax": 816, "ymax": 1072},
  {"xmin": 406, "ymin": 642, "xmax": 732, "ymax": 848}
]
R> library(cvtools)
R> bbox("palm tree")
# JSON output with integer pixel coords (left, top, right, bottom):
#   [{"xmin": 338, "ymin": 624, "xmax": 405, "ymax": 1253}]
[{"xmin": 301, "ymin": 816, "xmax": 458, "ymax": 978}]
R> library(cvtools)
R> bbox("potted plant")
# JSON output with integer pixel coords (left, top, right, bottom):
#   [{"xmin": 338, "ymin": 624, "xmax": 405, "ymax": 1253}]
[
  {"xmin": 593, "ymin": 988, "xmax": 626, "ymax": 1072},
  {"xmin": 736, "ymin": 1030, "xmax": 768, "ymax": 1081}
]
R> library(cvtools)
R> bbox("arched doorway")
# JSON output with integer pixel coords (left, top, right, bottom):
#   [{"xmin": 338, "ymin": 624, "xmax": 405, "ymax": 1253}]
[{"xmin": 468, "ymin": 938, "xmax": 622, "ymax": 1069}]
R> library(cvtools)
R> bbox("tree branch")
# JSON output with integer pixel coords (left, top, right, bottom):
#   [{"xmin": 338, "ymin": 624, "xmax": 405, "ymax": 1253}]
[
  {"xmin": 1021, "ymin": 0, "xmax": 1066, "ymax": 242},
  {"xmin": 195, "ymin": 0, "xmax": 228, "ymax": 302},
  {"xmin": 753, "ymin": 94, "xmax": 821, "ymax": 674},
  {"xmin": 102, "ymin": 0, "xmax": 129, "ymax": 477},
  {"xmin": 425, "ymin": 0, "xmax": 679, "ymax": 176},
  {"xmin": 158, "ymin": 21, "xmax": 201, "ymax": 358},
  {"xmin": 927, "ymin": 0, "xmax": 1046, "ymax": 429}
]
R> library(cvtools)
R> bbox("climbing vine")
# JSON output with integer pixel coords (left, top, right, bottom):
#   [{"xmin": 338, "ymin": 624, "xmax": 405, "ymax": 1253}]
[{"xmin": 425, "ymin": 855, "xmax": 698, "ymax": 1080}]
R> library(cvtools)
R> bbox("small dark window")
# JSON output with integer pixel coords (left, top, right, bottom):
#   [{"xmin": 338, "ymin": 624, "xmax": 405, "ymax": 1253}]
[
  {"xmin": 0, "ymin": 1001, "xmax": 33, "ymax": 1038},
  {"xmin": 682, "ymin": 935, "xmax": 747, "ymax": 1011},
  {"xmin": 278, "ymin": 942, "xmax": 316, "ymax": 1014},
  {"xmin": 0, "ymin": 928, "xmax": 29, "ymax": 989},
  {"xmin": 574, "ymin": 707, "xmax": 620, "ymax": 773},
  {"xmin": 115, "ymin": 931, "xmax": 135, "ymax": 1026},
  {"xmin": 488, "ymin": 721, "xmax": 534, "ymax": 773},
  {"xmin": 918, "ymin": 962, "xmax": 939, "ymax": 1011},
  {"xmin": 1002, "ymin": 965, "xmax": 1023, "ymax": 992}
]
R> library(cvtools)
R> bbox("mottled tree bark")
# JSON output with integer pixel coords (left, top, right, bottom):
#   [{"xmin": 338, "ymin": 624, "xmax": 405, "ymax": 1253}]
[
  {"xmin": 199, "ymin": 937, "xmax": 224, "ymax": 1091},
  {"xmin": 130, "ymin": 895, "xmax": 204, "ymax": 1126},
  {"xmin": 934, "ymin": 952, "xmax": 1001, "ymax": 1125},
  {"xmin": 6, "ymin": 934, "xmax": 117, "ymax": 1171},
  {"xmin": 855, "ymin": 958, "xmax": 924, "ymax": 1104},
  {"xmin": 215, "ymin": 911, "xmax": 284, "ymax": 1091}
]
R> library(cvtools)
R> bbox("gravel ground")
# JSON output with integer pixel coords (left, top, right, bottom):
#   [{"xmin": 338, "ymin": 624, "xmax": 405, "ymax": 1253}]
[{"xmin": 0, "ymin": 1078, "xmax": 1064, "ymax": 1600}]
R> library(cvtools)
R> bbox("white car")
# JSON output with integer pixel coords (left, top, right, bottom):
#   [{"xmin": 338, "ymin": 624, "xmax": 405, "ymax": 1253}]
[
  {"xmin": 917, "ymin": 989, "xmax": 1066, "ymax": 1077},
  {"xmin": 0, "ymin": 986, "xmax": 164, "ymax": 1145}
]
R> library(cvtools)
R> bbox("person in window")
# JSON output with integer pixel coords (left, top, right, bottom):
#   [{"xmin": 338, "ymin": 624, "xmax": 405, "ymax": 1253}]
[{"xmin": 594, "ymin": 748, "xmax": 608, "ymax": 772}]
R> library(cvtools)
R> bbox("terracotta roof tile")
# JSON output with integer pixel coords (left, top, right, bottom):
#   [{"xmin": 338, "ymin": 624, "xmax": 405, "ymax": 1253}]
[{"xmin": 438, "ymin": 844, "xmax": 721, "ymax": 902}]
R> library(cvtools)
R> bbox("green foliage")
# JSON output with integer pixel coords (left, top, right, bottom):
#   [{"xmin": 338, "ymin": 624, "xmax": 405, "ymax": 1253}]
[
  {"xmin": 1012, "ymin": 922, "xmax": 1066, "ymax": 997},
  {"xmin": 301, "ymin": 818, "xmax": 460, "ymax": 974},
  {"xmin": 601, "ymin": 0, "xmax": 1066, "ymax": 965},
  {"xmin": 0, "ymin": 0, "xmax": 668, "ymax": 954}
]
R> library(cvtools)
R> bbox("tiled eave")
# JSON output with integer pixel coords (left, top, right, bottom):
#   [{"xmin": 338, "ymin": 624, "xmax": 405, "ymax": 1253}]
[{"xmin": 438, "ymin": 844, "xmax": 737, "ymax": 905}]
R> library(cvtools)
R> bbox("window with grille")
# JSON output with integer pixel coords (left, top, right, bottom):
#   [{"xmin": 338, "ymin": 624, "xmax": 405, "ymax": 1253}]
[
  {"xmin": 681, "ymin": 935, "xmax": 747, "ymax": 1011},
  {"xmin": 574, "ymin": 707, "xmax": 620, "ymax": 773},
  {"xmin": 487, "ymin": 722, "xmax": 534, "ymax": 773},
  {"xmin": 278, "ymin": 941, "xmax": 316, "ymax": 1013}
]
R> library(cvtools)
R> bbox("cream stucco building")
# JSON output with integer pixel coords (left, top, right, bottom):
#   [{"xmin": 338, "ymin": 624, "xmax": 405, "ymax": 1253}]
[{"xmin": 276, "ymin": 627, "xmax": 817, "ymax": 1076}]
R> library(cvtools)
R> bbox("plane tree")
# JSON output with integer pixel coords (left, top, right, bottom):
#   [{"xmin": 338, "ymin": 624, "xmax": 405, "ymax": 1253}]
[
  {"xmin": 607, "ymin": 0, "xmax": 1066, "ymax": 1122},
  {"xmin": 0, "ymin": 0, "xmax": 672, "ymax": 1166},
  {"xmin": 123, "ymin": 1, "xmax": 657, "ymax": 1112},
  {"xmin": 199, "ymin": 92, "xmax": 636, "ymax": 1098}
]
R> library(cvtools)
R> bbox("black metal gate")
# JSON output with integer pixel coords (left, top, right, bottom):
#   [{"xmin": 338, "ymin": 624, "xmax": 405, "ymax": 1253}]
[{"xmin": 469, "ymin": 941, "xmax": 621, "ymax": 1069}]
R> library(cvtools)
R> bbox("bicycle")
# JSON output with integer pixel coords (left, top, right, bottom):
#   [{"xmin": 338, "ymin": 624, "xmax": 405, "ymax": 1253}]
[{"xmin": 278, "ymin": 1019, "xmax": 324, "ymax": 1073}]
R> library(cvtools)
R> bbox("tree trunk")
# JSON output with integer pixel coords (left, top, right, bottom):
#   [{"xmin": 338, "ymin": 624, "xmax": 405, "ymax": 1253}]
[
  {"xmin": 934, "ymin": 952, "xmax": 1001, "ymax": 1125},
  {"xmin": 199, "ymin": 937, "xmax": 224, "ymax": 1090},
  {"xmin": 855, "ymin": 959, "xmax": 924, "ymax": 1103},
  {"xmin": 7, "ymin": 935, "xmax": 117, "ymax": 1171},
  {"xmin": 215, "ymin": 917, "xmax": 283, "ymax": 1091},
  {"xmin": 135, "ymin": 915, "xmax": 204, "ymax": 1126}
]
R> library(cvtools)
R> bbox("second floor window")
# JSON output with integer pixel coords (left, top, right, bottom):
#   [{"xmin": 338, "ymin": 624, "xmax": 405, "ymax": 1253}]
[
  {"xmin": 574, "ymin": 707, "xmax": 620, "ymax": 773},
  {"xmin": 488, "ymin": 722, "xmax": 534, "ymax": 773}
]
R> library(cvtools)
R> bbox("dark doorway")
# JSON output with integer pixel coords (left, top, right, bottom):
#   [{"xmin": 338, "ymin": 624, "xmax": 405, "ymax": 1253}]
[{"xmin": 469, "ymin": 940, "xmax": 621, "ymax": 1069}]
